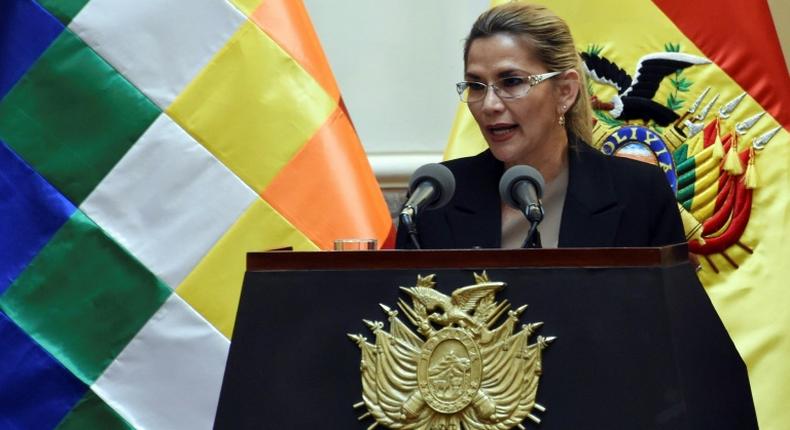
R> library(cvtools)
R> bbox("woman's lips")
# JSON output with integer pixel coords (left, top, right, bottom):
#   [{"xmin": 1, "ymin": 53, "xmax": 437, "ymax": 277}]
[{"xmin": 486, "ymin": 123, "xmax": 518, "ymax": 142}]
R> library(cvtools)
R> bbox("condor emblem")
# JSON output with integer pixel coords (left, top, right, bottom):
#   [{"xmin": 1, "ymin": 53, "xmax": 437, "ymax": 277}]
[{"xmin": 348, "ymin": 273, "xmax": 553, "ymax": 430}]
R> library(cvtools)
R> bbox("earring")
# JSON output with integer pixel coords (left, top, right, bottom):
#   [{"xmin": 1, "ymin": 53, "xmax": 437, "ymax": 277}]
[{"xmin": 558, "ymin": 115, "xmax": 566, "ymax": 126}]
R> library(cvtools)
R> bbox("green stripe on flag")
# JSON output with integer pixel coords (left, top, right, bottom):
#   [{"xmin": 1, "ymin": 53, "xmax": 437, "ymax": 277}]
[
  {"xmin": 676, "ymin": 154, "xmax": 697, "ymax": 208},
  {"xmin": 36, "ymin": 0, "xmax": 91, "ymax": 25},
  {"xmin": 677, "ymin": 167, "xmax": 697, "ymax": 190},
  {"xmin": 677, "ymin": 183, "xmax": 695, "ymax": 210},
  {"xmin": 0, "ymin": 211, "xmax": 171, "ymax": 384},
  {"xmin": 0, "ymin": 30, "xmax": 160, "ymax": 204},
  {"xmin": 673, "ymin": 144, "xmax": 688, "ymax": 166},
  {"xmin": 675, "ymin": 156, "xmax": 696, "ymax": 176},
  {"xmin": 55, "ymin": 390, "xmax": 133, "ymax": 430}
]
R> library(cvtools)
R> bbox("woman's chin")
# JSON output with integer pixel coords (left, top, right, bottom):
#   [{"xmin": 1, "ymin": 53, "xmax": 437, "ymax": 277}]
[{"xmin": 488, "ymin": 143, "xmax": 523, "ymax": 167}]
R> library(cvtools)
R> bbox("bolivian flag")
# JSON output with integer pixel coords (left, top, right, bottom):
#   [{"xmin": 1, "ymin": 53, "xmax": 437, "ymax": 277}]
[
  {"xmin": 0, "ymin": 0, "xmax": 391, "ymax": 428},
  {"xmin": 446, "ymin": 1, "xmax": 790, "ymax": 428}
]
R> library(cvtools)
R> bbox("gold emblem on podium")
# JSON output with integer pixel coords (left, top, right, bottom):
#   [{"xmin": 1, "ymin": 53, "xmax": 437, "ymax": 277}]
[{"xmin": 348, "ymin": 273, "xmax": 554, "ymax": 430}]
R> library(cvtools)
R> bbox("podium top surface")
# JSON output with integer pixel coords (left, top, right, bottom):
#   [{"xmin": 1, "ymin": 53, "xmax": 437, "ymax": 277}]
[{"xmin": 246, "ymin": 244, "xmax": 688, "ymax": 271}]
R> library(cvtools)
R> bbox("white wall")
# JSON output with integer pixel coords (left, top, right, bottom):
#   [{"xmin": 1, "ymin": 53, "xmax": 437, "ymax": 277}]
[{"xmin": 304, "ymin": 0, "xmax": 488, "ymax": 186}]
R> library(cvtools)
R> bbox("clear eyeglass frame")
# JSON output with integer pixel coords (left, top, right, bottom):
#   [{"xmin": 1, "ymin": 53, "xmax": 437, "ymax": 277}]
[{"xmin": 456, "ymin": 71, "xmax": 561, "ymax": 103}]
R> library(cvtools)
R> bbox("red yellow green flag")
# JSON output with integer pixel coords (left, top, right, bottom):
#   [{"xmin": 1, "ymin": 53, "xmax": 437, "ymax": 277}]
[{"xmin": 446, "ymin": 1, "xmax": 790, "ymax": 428}]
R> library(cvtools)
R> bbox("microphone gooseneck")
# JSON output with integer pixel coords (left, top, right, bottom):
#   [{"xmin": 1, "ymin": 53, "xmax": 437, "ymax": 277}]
[
  {"xmin": 499, "ymin": 165, "xmax": 546, "ymax": 248},
  {"xmin": 400, "ymin": 163, "xmax": 456, "ymax": 249}
]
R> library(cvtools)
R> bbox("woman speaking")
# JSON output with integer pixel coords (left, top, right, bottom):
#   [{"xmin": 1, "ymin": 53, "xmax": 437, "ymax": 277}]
[{"xmin": 396, "ymin": 3, "xmax": 684, "ymax": 249}]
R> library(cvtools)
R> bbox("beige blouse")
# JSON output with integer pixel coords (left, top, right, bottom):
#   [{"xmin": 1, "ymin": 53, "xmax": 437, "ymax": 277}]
[{"xmin": 501, "ymin": 164, "xmax": 569, "ymax": 249}]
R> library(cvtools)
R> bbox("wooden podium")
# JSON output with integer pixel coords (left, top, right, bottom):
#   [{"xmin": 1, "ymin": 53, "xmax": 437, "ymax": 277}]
[{"xmin": 214, "ymin": 245, "xmax": 757, "ymax": 429}]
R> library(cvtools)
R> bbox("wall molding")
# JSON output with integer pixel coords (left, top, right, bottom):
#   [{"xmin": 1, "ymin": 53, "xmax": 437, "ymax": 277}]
[{"xmin": 368, "ymin": 152, "xmax": 443, "ymax": 189}]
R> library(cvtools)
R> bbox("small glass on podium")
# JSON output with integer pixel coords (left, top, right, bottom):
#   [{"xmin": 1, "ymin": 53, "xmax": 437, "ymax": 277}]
[{"xmin": 333, "ymin": 238, "xmax": 377, "ymax": 251}]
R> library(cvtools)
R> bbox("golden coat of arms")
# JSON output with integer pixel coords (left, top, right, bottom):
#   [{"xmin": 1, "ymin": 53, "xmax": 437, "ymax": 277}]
[{"xmin": 348, "ymin": 273, "xmax": 553, "ymax": 430}]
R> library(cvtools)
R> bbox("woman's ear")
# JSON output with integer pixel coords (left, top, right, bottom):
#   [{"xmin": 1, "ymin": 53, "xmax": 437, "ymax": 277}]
[{"xmin": 555, "ymin": 69, "xmax": 581, "ymax": 114}]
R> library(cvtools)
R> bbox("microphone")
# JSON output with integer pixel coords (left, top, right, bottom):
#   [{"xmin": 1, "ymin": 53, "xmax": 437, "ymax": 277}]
[
  {"xmin": 499, "ymin": 165, "xmax": 545, "ymax": 248},
  {"xmin": 400, "ymin": 163, "xmax": 456, "ymax": 249}
]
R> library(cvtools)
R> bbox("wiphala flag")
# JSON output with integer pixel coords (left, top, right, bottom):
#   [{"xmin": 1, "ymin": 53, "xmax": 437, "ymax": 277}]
[{"xmin": 0, "ymin": 0, "xmax": 391, "ymax": 428}]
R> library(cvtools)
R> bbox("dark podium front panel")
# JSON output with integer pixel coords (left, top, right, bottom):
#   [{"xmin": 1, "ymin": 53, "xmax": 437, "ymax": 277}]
[{"xmin": 214, "ymin": 246, "xmax": 757, "ymax": 430}]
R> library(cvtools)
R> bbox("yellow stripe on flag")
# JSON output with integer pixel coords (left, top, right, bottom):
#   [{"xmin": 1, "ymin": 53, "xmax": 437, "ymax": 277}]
[
  {"xmin": 228, "ymin": 0, "xmax": 262, "ymax": 17},
  {"xmin": 168, "ymin": 20, "xmax": 336, "ymax": 193},
  {"xmin": 688, "ymin": 154, "xmax": 720, "ymax": 220},
  {"xmin": 177, "ymin": 198, "xmax": 319, "ymax": 338},
  {"xmin": 689, "ymin": 179, "xmax": 717, "ymax": 220}
]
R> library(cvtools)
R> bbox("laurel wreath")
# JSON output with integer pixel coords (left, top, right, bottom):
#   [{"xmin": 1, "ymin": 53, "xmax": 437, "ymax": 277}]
[{"xmin": 664, "ymin": 43, "xmax": 692, "ymax": 112}]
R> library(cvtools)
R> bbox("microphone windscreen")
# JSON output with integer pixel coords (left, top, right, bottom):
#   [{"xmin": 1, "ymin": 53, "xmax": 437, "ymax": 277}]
[
  {"xmin": 407, "ymin": 163, "xmax": 456, "ymax": 210},
  {"xmin": 499, "ymin": 165, "xmax": 545, "ymax": 209}
]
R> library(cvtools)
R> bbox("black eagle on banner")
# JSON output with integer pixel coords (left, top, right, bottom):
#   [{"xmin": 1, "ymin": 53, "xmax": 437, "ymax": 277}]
[{"xmin": 581, "ymin": 51, "xmax": 709, "ymax": 125}]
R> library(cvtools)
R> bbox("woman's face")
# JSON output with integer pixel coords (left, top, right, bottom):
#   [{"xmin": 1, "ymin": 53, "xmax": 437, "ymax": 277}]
[{"xmin": 465, "ymin": 33, "xmax": 567, "ymax": 167}]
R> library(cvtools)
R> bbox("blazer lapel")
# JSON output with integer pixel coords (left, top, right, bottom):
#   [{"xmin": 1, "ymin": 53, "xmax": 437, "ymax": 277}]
[
  {"xmin": 446, "ymin": 150, "xmax": 503, "ymax": 249},
  {"xmin": 558, "ymin": 143, "xmax": 623, "ymax": 247}
]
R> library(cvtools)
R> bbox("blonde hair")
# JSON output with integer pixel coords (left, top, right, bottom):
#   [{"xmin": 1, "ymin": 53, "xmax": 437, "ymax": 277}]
[{"xmin": 463, "ymin": 3, "xmax": 593, "ymax": 145}]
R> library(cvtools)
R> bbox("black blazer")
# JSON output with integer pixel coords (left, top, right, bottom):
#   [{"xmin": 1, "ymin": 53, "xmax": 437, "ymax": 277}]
[{"xmin": 396, "ymin": 141, "xmax": 685, "ymax": 249}]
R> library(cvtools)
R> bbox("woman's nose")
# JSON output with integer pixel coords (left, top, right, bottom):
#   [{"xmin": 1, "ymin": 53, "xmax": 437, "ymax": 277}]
[{"xmin": 480, "ymin": 86, "xmax": 505, "ymax": 113}]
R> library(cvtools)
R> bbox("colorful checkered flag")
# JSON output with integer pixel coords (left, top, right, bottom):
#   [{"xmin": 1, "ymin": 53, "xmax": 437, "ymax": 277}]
[{"xmin": 1, "ymin": 0, "xmax": 392, "ymax": 428}]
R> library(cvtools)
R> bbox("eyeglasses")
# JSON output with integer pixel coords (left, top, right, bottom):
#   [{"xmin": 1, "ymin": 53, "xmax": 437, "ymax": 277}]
[{"xmin": 455, "ymin": 71, "xmax": 561, "ymax": 103}]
